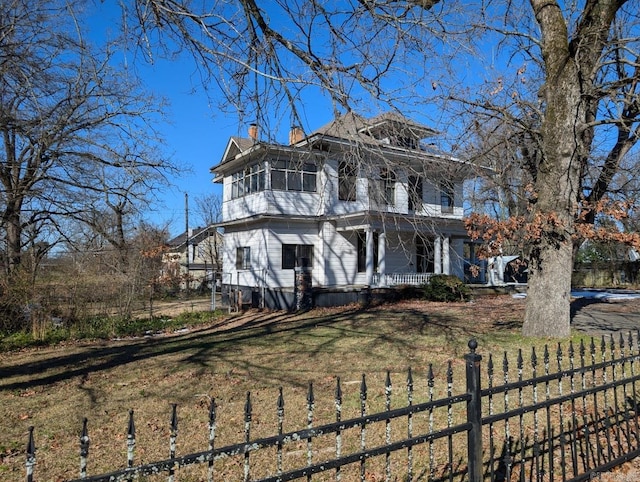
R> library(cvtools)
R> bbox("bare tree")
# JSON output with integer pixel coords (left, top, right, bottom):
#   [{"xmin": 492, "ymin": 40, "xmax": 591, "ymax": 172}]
[
  {"xmin": 125, "ymin": 0, "xmax": 640, "ymax": 337},
  {"xmin": 194, "ymin": 192, "xmax": 223, "ymax": 272},
  {"xmin": 0, "ymin": 0, "xmax": 177, "ymax": 282}
]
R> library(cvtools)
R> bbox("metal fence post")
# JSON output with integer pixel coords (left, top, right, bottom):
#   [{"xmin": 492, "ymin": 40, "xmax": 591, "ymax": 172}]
[{"xmin": 465, "ymin": 339, "xmax": 483, "ymax": 482}]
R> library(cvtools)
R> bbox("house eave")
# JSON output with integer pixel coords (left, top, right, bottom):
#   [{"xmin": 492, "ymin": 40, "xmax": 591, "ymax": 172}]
[{"xmin": 215, "ymin": 213, "xmax": 322, "ymax": 229}]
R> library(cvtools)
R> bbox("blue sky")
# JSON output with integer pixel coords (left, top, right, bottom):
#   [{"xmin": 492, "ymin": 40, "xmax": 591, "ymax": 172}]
[{"xmin": 86, "ymin": 3, "xmax": 334, "ymax": 236}]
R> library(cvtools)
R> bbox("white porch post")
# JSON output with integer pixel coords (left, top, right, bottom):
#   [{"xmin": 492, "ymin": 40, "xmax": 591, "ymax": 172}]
[
  {"xmin": 442, "ymin": 236, "xmax": 450, "ymax": 275},
  {"xmin": 434, "ymin": 236, "xmax": 442, "ymax": 274},
  {"xmin": 378, "ymin": 231, "xmax": 386, "ymax": 286},
  {"xmin": 366, "ymin": 228, "xmax": 374, "ymax": 285}
]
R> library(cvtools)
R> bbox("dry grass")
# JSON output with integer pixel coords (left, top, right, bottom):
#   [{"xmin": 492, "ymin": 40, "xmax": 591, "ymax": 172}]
[{"xmin": 0, "ymin": 295, "xmax": 637, "ymax": 480}]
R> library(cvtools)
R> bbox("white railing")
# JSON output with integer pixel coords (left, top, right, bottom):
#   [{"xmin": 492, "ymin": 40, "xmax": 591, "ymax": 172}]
[{"xmin": 372, "ymin": 272, "xmax": 433, "ymax": 287}]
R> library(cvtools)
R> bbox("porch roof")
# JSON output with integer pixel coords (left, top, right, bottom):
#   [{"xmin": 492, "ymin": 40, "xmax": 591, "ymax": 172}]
[{"xmin": 327, "ymin": 211, "xmax": 469, "ymax": 237}]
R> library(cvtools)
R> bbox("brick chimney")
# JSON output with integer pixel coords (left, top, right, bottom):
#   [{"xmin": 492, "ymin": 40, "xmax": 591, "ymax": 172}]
[
  {"xmin": 289, "ymin": 125, "xmax": 304, "ymax": 145},
  {"xmin": 248, "ymin": 123, "xmax": 258, "ymax": 142}
]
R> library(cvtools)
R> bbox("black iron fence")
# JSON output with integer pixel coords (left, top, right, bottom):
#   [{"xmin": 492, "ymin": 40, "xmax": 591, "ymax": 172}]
[{"xmin": 24, "ymin": 334, "xmax": 640, "ymax": 481}]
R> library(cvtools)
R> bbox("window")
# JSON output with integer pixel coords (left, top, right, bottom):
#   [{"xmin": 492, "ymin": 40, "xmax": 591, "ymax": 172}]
[
  {"xmin": 370, "ymin": 168, "xmax": 396, "ymax": 206},
  {"xmin": 282, "ymin": 244, "xmax": 314, "ymax": 269},
  {"xmin": 271, "ymin": 160, "xmax": 317, "ymax": 192},
  {"xmin": 231, "ymin": 162, "xmax": 265, "ymax": 199},
  {"xmin": 357, "ymin": 231, "xmax": 379, "ymax": 273},
  {"xmin": 338, "ymin": 161, "xmax": 357, "ymax": 201},
  {"xmin": 381, "ymin": 169, "xmax": 396, "ymax": 205},
  {"xmin": 408, "ymin": 176, "xmax": 423, "ymax": 211},
  {"xmin": 236, "ymin": 247, "xmax": 251, "ymax": 269},
  {"xmin": 440, "ymin": 182, "xmax": 454, "ymax": 213}
]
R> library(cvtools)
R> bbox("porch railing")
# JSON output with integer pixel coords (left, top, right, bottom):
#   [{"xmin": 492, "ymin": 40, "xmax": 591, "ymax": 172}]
[{"xmin": 372, "ymin": 272, "xmax": 433, "ymax": 287}]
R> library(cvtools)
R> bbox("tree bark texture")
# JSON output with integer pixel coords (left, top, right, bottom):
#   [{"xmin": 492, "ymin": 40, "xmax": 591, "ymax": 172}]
[{"xmin": 523, "ymin": 0, "xmax": 622, "ymax": 337}]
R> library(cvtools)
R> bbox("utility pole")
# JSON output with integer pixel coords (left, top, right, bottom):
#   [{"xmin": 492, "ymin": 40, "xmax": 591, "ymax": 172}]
[{"xmin": 185, "ymin": 192, "xmax": 190, "ymax": 294}]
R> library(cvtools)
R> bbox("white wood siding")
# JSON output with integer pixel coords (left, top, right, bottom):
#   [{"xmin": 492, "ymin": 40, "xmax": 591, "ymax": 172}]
[
  {"xmin": 221, "ymin": 228, "xmax": 269, "ymax": 288},
  {"xmin": 263, "ymin": 223, "xmax": 320, "ymax": 288},
  {"xmin": 322, "ymin": 224, "xmax": 362, "ymax": 286}
]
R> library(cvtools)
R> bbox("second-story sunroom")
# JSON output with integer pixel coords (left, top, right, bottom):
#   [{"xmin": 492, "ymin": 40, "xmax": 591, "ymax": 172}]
[{"xmin": 211, "ymin": 111, "xmax": 477, "ymax": 294}]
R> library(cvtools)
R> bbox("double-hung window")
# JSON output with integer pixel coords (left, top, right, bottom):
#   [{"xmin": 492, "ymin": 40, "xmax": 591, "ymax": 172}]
[
  {"xmin": 282, "ymin": 244, "xmax": 314, "ymax": 269},
  {"xmin": 440, "ymin": 182, "xmax": 454, "ymax": 213},
  {"xmin": 236, "ymin": 247, "xmax": 251, "ymax": 269},
  {"xmin": 370, "ymin": 168, "xmax": 396, "ymax": 206},
  {"xmin": 408, "ymin": 176, "xmax": 423, "ymax": 211},
  {"xmin": 338, "ymin": 161, "xmax": 357, "ymax": 201}
]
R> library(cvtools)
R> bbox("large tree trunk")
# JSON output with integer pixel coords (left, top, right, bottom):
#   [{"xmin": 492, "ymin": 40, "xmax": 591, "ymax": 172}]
[
  {"xmin": 524, "ymin": 238, "xmax": 574, "ymax": 337},
  {"xmin": 522, "ymin": 0, "xmax": 585, "ymax": 337}
]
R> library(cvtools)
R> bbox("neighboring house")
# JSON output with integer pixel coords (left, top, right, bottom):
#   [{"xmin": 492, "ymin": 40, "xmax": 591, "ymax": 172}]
[
  {"xmin": 164, "ymin": 226, "xmax": 223, "ymax": 290},
  {"xmin": 210, "ymin": 112, "xmax": 476, "ymax": 308}
]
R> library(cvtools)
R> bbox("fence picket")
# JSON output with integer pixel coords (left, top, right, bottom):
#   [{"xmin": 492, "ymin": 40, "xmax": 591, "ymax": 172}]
[
  {"xmin": 126, "ymin": 409, "xmax": 135, "ymax": 482},
  {"xmin": 384, "ymin": 371, "xmax": 392, "ymax": 482},
  {"xmin": 277, "ymin": 387, "xmax": 285, "ymax": 477},
  {"xmin": 80, "ymin": 418, "xmax": 89, "ymax": 479},
  {"xmin": 244, "ymin": 392, "xmax": 252, "ymax": 482},
  {"xmin": 427, "ymin": 363, "xmax": 435, "ymax": 482},
  {"xmin": 208, "ymin": 398, "xmax": 216, "ymax": 482},
  {"xmin": 406, "ymin": 367, "xmax": 414, "ymax": 482},
  {"xmin": 26, "ymin": 426, "xmax": 35, "ymax": 482},
  {"xmin": 306, "ymin": 382, "xmax": 314, "ymax": 482},
  {"xmin": 169, "ymin": 403, "xmax": 178, "ymax": 482},
  {"xmin": 359, "ymin": 374, "xmax": 367, "ymax": 482},
  {"xmin": 334, "ymin": 377, "xmax": 342, "ymax": 482}
]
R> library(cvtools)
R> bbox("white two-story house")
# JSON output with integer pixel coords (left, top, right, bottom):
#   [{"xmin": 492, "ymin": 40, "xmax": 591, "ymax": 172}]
[{"xmin": 211, "ymin": 112, "xmax": 474, "ymax": 309}]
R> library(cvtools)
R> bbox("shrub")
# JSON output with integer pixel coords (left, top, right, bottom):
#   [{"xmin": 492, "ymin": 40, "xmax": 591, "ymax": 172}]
[{"xmin": 423, "ymin": 275, "xmax": 470, "ymax": 302}]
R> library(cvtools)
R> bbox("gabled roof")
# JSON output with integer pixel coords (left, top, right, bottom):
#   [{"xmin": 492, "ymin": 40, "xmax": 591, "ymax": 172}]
[
  {"xmin": 168, "ymin": 226, "xmax": 220, "ymax": 250},
  {"xmin": 219, "ymin": 136, "xmax": 256, "ymax": 165}
]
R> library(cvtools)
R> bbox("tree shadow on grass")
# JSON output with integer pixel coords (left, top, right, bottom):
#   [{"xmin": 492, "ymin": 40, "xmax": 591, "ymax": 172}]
[{"xmin": 0, "ymin": 305, "xmax": 382, "ymax": 392}]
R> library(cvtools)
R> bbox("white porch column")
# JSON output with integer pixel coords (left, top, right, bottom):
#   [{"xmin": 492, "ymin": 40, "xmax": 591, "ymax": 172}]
[
  {"xmin": 378, "ymin": 231, "xmax": 386, "ymax": 286},
  {"xmin": 442, "ymin": 236, "xmax": 450, "ymax": 275},
  {"xmin": 366, "ymin": 228, "xmax": 374, "ymax": 285},
  {"xmin": 434, "ymin": 236, "xmax": 442, "ymax": 274}
]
